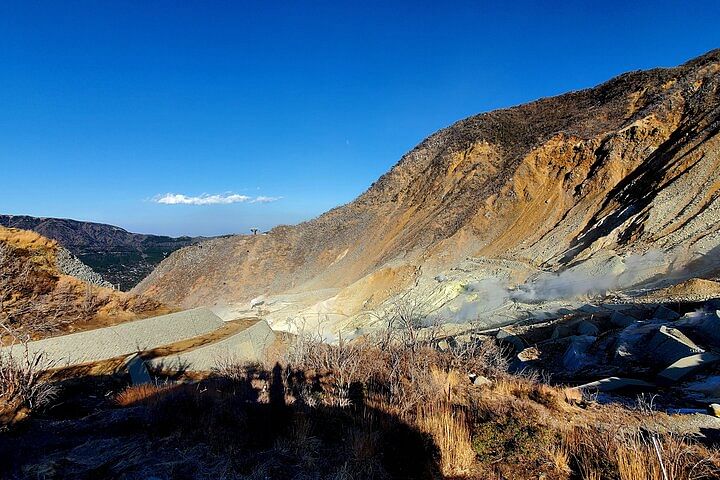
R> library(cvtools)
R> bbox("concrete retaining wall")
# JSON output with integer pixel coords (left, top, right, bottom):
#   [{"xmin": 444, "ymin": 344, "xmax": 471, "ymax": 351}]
[
  {"xmin": 151, "ymin": 320, "xmax": 276, "ymax": 372},
  {"xmin": 2, "ymin": 308, "xmax": 224, "ymax": 367}
]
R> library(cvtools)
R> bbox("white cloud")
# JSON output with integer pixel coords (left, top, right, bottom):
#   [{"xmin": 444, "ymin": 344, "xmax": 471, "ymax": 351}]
[
  {"xmin": 154, "ymin": 192, "xmax": 281, "ymax": 205},
  {"xmin": 251, "ymin": 196, "xmax": 283, "ymax": 203}
]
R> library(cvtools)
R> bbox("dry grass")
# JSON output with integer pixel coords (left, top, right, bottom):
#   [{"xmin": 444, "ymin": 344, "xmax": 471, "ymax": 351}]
[
  {"xmin": 113, "ymin": 383, "xmax": 177, "ymax": 407},
  {"xmin": 416, "ymin": 402, "xmax": 475, "ymax": 476},
  {"xmin": 0, "ymin": 227, "xmax": 167, "ymax": 340},
  {"xmin": 278, "ymin": 332, "xmax": 720, "ymax": 479}
]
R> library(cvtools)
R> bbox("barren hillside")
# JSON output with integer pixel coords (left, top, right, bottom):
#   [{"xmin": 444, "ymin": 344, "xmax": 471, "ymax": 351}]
[{"xmin": 135, "ymin": 49, "xmax": 720, "ymax": 319}]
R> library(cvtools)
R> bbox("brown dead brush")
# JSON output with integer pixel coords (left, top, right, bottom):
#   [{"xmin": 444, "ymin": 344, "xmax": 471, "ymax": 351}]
[
  {"xmin": 0, "ymin": 328, "xmax": 57, "ymax": 421},
  {"xmin": 113, "ymin": 382, "xmax": 177, "ymax": 407}
]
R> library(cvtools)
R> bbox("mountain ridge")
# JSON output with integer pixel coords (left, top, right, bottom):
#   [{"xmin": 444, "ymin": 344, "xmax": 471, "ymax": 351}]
[{"xmin": 135, "ymin": 49, "xmax": 720, "ymax": 326}]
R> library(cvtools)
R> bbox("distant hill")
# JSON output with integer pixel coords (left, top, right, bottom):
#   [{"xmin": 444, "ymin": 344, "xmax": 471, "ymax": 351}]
[{"xmin": 0, "ymin": 215, "xmax": 208, "ymax": 290}]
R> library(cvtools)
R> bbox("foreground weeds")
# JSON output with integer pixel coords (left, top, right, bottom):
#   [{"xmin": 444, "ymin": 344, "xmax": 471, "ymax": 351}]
[
  {"xmin": 3, "ymin": 329, "xmax": 720, "ymax": 479},
  {"xmin": 0, "ymin": 328, "xmax": 57, "ymax": 424}
]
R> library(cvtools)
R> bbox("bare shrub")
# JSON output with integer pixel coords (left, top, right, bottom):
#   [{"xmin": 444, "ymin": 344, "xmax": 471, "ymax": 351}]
[{"xmin": 0, "ymin": 341, "xmax": 57, "ymax": 413}]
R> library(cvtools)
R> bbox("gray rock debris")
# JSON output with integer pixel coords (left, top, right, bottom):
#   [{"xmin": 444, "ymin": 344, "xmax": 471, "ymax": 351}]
[
  {"xmin": 657, "ymin": 352, "xmax": 720, "ymax": 383},
  {"xmin": 646, "ymin": 325, "xmax": 704, "ymax": 365},
  {"xmin": 56, "ymin": 247, "xmax": 113, "ymax": 288}
]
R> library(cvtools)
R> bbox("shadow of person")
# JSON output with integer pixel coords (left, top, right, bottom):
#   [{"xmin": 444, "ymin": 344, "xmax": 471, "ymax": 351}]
[{"xmin": 1, "ymin": 364, "xmax": 447, "ymax": 480}]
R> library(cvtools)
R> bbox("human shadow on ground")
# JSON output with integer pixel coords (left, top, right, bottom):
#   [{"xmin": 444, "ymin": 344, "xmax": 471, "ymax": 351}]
[{"xmin": 0, "ymin": 362, "xmax": 445, "ymax": 479}]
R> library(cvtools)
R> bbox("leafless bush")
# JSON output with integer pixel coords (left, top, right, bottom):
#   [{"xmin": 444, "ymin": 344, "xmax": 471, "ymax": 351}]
[
  {"xmin": 0, "ymin": 327, "xmax": 57, "ymax": 412},
  {"xmin": 365, "ymin": 292, "xmax": 430, "ymax": 351},
  {"xmin": 444, "ymin": 336, "xmax": 510, "ymax": 379}
]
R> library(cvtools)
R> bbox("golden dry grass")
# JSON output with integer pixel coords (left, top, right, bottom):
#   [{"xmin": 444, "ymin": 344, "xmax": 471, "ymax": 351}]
[
  {"xmin": 280, "ymin": 336, "xmax": 720, "ymax": 479},
  {"xmin": 113, "ymin": 383, "xmax": 176, "ymax": 407},
  {"xmin": 415, "ymin": 402, "xmax": 475, "ymax": 476}
]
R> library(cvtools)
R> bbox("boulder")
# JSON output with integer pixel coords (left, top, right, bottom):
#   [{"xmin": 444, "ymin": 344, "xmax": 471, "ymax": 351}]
[
  {"xmin": 676, "ymin": 310, "xmax": 720, "ymax": 348},
  {"xmin": 646, "ymin": 325, "xmax": 704, "ymax": 365},
  {"xmin": 551, "ymin": 324, "xmax": 575, "ymax": 340},
  {"xmin": 575, "ymin": 377, "xmax": 654, "ymax": 393},
  {"xmin": 578, "ymin": 304, "xmax": 605, "ymax": 315},
  {"xmin": 124, "ymin": 354, "xmax": 151, "ymax": 385},
  {"xmin": 610, "ymin": 311, "xmax": 637, "ymax": 328},
  {"xmin": 516, "ymin": 346, "xmax": 539, "ymax": 362},
  {"xmin": 496, "ymin": 328, "xmax": 524, "ymax": 352},
  {"xmin": 552, "ymin": 320, "xmax": 599, "ymax": 339},
  {"xmin": 614, "ymin": 322, "xmax": 664, "ymax": 360},
  {"xmin": 653, "ymin": 305, "xmax": 680, "ymax": 321},
  {"xmin": 657, "ymin": 352, "xmax": 720, "ymax": 383},
  {"xmin": 562, "ymin": 335, "xmax": 596, "ymax": 372},
  {"xmin": 709, "ymin": 404, "xmax": 720, "ymax": 418},
  {"xmin": 576, "ymin": 320, "xmax": 600, "ymax": 336},
  {"xmin": 684, "ymin": 376, "xmax": 720, "ymax": 397},
  {"xmin": 472, "ymin": 375, "xmax": 492, "ymax": 387}
]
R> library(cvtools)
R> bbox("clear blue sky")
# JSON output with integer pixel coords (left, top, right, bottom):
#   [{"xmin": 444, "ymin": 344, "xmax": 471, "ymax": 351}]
[{"xmin": 1, "ymin": 1, "xmax": 718, "ymax": 236}]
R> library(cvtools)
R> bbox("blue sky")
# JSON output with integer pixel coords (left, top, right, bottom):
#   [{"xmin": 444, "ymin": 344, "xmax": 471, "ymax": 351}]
[{"xmin": 1, "ymin": 1, "xmax": 719, "ymax": 236}]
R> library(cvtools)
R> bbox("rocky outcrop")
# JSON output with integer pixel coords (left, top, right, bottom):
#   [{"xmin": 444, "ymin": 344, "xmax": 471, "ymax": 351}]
[
  {"xmin": 55, "ymin": 247, "xmax": 113, "ymax": 289},
  {"xmin": 136, "ymin": 50, "xmax": 720, "ymax": 321}
]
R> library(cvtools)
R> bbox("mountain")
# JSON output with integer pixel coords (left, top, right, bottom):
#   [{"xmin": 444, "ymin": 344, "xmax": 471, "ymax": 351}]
[
  {"xmin": 135, "ymin": 49, "xmax": 720, "ymax": 332},
  {"xmin": 0, "ymin": 215, "xmax": 207, "ymax": 291},
  {"xmin": 0, "ymin": 226, "xmax": 169, "ymax": 339}
]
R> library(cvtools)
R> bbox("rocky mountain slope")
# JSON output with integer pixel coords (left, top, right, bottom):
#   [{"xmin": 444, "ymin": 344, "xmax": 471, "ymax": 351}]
[
  {"xmin": 136, "ymin": 49, "xmax": 720, "ymax": 333},
  {"xmin": 0, "ymin": 215, "xmax": 206, "ymax": 290},
  {"xmin": 0, "ymin": 226, "xmax": 169, "ymax": 340}
]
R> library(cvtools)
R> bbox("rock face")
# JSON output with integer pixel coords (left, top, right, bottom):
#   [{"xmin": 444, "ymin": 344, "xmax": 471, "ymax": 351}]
[
  {"xmin": 0, "ymin": 215, "xmax": 206, "ymax": 290},
  {"xmin": 136, "ymin": 50, "xmax": 720, "ymax": 321}
]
